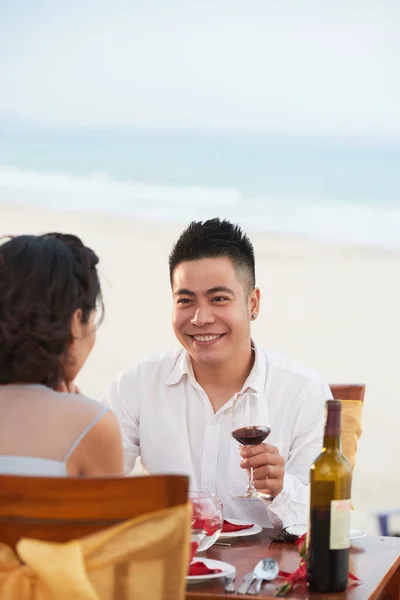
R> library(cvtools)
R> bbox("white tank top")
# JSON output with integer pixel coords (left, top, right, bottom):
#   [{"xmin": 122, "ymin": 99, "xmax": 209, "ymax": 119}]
[{"xmin": 0, "ymin": 384, "xmax": 109, "ymax": 476}]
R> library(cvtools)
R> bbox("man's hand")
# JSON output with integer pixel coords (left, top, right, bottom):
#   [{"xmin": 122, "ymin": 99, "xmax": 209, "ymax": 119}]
[{"xmin": 240, "ymin": 443, "xmax": 285, "ymax": 498}]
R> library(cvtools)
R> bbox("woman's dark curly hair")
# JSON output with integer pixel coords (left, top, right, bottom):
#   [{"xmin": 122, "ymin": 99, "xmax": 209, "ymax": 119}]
[{"xmin": 0, "ymin": 233, "xmax": 103, "ymax": 388}]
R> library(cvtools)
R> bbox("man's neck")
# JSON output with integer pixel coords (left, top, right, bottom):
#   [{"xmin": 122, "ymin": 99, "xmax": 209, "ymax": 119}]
[{"xmin": 191, "ymin": 343, "xmax": 255, "ymax": 412}]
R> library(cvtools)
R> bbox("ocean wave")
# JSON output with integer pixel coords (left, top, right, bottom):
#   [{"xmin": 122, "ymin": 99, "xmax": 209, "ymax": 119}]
[
  {"xmin": 1, "ymin": 165, "xmax": 399, "ymax": 251},
  {"xmin": 0, "ymin": 166, "xmax": 240, "ymax": 206}
]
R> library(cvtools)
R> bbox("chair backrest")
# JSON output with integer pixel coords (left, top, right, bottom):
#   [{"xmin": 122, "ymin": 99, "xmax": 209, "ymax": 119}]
[
  {"xmin": 0, "ymin": 504, "xmax": 192, "ymax": 600},
  {"xmin": 329, "ymin": 384, "xmax": 365, "ymax": 402},
  {"xmin": 0, "ymin": 473, "xmax": 189, "ymax": 550},
  {"xmin": 329, "ymin": 384, "xmax": 365, "ymax": 470}
]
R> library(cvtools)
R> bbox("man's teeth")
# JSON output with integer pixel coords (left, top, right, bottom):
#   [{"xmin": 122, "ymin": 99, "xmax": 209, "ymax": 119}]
[{"xmin": 193, "ymin": 334, "xmax": 222, "ymax": 342}]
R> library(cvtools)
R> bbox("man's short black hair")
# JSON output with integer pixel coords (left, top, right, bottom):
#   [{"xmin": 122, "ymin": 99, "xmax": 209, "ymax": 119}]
[{"xmin": 169, "ymin": 218, "xmax": 255, "ymax": 290}]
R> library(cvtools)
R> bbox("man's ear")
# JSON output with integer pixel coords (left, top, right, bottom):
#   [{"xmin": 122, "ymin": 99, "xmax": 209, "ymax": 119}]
[{"xmin": 249, "ymin": 287, "xmax": 261, "ymax": 319}]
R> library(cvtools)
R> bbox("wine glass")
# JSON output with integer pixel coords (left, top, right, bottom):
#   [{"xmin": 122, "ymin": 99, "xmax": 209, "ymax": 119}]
[
  {"xmin": 190, "ymin": 491, "xmax": 223, "ymax": 553},
  {"xmin": 231, "ymin": 391, "xmax": 271, "ymax": 500}
]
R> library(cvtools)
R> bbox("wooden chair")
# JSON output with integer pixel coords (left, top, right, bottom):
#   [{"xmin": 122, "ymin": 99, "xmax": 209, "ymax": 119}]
[
  {"xmin": 328, "ymin": 386, "xmax": 399, "ymax": 536},
  {"xmin": 0, "ymin": 473, "xmax": 189, "ymax": 550},
  {"xmin": 0, "ymin": 474, "xmax": 190, "ymax": 599},
  {"xmin": 329, "ymin": 384, "xmax": 365, "ymax": 472},
  {"xmin": 329, "ymin": 384, "xmax": 365, "ymax": 402}
]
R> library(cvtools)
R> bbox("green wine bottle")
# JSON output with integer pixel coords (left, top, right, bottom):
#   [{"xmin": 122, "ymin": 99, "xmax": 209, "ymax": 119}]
[{"xmin": 307, "ymin": 399, "xmax": 352, "ymax": 592}]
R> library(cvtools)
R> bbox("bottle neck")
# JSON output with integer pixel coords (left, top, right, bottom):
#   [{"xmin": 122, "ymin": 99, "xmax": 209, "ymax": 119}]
[
  {"xmin": 323, "ymin": 434, "xmax": 341, "ymax": 452},
  {"xmin": 323, "ymin": 401, "xmax": 342, "ymax": 452}
]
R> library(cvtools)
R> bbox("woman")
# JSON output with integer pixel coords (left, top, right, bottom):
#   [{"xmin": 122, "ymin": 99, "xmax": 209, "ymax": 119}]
[{"xmin": 0, "ymin": 232, "xmax": 123, "ymax": 476}]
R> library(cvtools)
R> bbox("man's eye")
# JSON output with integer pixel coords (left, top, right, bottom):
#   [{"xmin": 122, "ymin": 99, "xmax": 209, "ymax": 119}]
[
  {"xmin": 177, "ymin": 298, "xmax": 191, "ymax": 304},
  {"xmin": 213, "ymin": 296, "xmax": 229, "ymax": 302}
]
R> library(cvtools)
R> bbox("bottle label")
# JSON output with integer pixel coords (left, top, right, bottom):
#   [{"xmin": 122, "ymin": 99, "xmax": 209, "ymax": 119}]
[{"xmin": 329, "ymin": 499, "xmax": 351, "ymax": 550}]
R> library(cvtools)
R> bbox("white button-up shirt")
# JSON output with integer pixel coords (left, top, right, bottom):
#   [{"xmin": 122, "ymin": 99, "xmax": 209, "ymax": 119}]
[{"xmin": 102, "ymin": 344, "xmax": 332, "ymax": 528}]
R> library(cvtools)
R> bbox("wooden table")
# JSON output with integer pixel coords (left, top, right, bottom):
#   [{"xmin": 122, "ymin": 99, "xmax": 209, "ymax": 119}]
[{"xmin": 186, "ymin": 529, "xmax": 400, "ymax": 600}]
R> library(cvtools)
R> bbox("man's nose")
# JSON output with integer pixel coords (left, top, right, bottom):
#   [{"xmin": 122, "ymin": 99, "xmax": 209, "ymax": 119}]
[{"xmin": 190, "ymin": 307, "xmax": 215, "ymax": 327}]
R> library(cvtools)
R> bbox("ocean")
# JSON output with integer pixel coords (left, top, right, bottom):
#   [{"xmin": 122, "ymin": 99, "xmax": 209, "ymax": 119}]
[{"xmin": 1, "ymin": 128, "xmax": 399, "ymax": 249}]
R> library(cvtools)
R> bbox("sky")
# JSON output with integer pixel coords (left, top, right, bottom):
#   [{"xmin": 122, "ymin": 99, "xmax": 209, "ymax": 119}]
[{"xmin": 0, "ymin": 0, "xmax": 399, "ymax": 135}]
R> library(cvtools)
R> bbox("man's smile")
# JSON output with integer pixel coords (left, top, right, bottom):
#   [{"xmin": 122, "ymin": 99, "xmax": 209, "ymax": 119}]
[{"xmin": 188, "ymin": 333, "xmax": 227, "ymax": 345}]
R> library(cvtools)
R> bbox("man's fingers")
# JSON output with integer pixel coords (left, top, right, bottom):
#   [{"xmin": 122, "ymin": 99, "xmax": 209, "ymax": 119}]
[
  {"xmin": 254, "ymin": 479, "xmax": 276, "ymax": 494},
  {"xmin": 240, "ymin": 443, "xmax": 278, "ymax": 459},
  {"xmin": 240, "ymin": 452, "xmax": 280, "ymax": 469},
  {"xmin": 254, "ymin": 479, "xmax": 271, "ymax": 492},
  {"xmin": 253, "ymin": 467, "xmax": 285, "ymax": 497},
  {"xmin": 253, "ymin": 464, "xmax": 284, "ymax": 481},
  {"xmin": 239, "ymin": 443, "xmax": 285, "ymax": 499}
]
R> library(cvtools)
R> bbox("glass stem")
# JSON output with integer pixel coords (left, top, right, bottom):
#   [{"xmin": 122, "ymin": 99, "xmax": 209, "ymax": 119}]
[{"xmin": 246, "ymin": 467, "xmax": 257, "ymax": 494}]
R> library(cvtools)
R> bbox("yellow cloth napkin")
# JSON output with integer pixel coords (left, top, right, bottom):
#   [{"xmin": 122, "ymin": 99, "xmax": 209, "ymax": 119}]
[
  {"xmin": 340, "ymin": 399, "xmax": 364, "ymax": 471},
  {"xmin": 0, "ymin": 504, "xmax": 191, "ymax": 600}
]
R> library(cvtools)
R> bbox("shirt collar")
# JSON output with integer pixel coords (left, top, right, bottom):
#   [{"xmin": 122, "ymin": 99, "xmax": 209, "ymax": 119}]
[
  {"xmin": 241, "ymin": 342, "xmax": 267, "ymax": 394},
  {"xmin": 165, "ymin": 341, "xmax": 267, "ymax": 393},
  {"xmin": 165, "ymin": 349, "xmax": 193, "ymax": 386}
]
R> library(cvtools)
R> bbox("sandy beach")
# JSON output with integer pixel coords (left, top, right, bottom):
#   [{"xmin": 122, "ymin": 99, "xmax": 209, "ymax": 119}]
[{"xmin": 1, "ymin": 201, "xmax": 399, "ymax": 535}]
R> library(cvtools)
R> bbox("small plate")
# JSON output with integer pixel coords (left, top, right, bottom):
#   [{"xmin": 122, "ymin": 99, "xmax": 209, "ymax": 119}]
[
  {"xmin": 285, "ymin": 524, "xmax": 367, "ymax": 540},
  {"xmin": 219, "ymin": 518, "xmax": 263, "ymax": 539},
  {"xmin": 187, "ymin": 558, "xmax": 236, "ymax": 583}
]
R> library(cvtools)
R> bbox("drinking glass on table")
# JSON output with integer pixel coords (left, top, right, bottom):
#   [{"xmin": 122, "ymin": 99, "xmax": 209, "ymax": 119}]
[
  {"xmin": 190, "ymin": 491, "xmax": 223, "ymax": 553},
  {"xmin": 231, "ymin": 391, "xmax": 271, "ymax": 500}
]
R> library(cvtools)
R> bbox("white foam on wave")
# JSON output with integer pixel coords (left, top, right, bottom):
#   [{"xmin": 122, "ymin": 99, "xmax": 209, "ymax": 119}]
[
  {"xmin": 1, "ymin": 165, "xmax": 399, "ymax": 251},
  {"xmin": 0, "ymin": 166, "xmax": 240, "ymax": 206},
  {"xmin": 237, "ymin": 196, "xmax": 400, "ymax": 250}
]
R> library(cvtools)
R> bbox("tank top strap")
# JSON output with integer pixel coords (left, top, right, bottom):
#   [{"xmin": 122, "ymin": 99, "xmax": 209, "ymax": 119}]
[{"xmin": 63, "ymin": 405, "xmax": 109, "ymax": 463}]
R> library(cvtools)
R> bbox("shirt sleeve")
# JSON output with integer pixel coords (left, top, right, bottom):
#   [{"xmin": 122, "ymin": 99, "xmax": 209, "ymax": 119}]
[
  {"xmin": 101, "ymin": 366, "xmax": 140, "ymax": 475},
  {"xmin": 265, "ymin": 379, "xmax": 332, "ymax": 528}
]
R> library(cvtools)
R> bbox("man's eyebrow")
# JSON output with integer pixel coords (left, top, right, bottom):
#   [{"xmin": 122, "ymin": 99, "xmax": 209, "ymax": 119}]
[
  {"xmin": 174, "ymin": 288, "xmax": 196, "ymax": 297},
  {"xmin": 205, "ymin": 286, "xmax": 235, "ymax": 296},
  {"xmin": 174, "ymin": 286, "xmax": 235, "ymax": 297}
]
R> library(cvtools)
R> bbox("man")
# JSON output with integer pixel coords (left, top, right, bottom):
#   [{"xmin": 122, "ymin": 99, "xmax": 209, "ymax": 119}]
[{"xmin": 102, "ymin": 218, "xmax": 331, "ymax": 528}]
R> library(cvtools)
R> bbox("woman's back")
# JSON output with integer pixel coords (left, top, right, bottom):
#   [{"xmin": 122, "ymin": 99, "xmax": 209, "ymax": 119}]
[
  {"xmin": 0, "ymin": 233, "xmax": 123, "ymax": 477},
  {"xmin": 0, "ymin": 385, "xmax": 111, "ymax": 476}
]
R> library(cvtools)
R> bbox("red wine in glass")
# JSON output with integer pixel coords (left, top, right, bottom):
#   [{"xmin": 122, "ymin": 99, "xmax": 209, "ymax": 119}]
[
  {"xmin": 232, "ymin": 425, "xmax": 271, "ymax": 446},
  {"xmin": 231, "ymin": 392, "xmax": 271, "ymax": 499}
]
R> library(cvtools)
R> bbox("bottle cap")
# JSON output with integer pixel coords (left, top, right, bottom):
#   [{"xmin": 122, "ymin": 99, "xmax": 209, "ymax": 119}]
[
  {"xmin": 325, "ymin": 399, "xmax": 341, "ymax": 435},
  {"xmin": 326, "ymin": 399, "xmax": 341, "ymax": 410}
]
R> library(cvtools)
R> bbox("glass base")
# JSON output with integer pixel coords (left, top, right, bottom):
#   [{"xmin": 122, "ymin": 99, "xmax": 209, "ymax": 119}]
[
  {"xmin": 232, "ymin": 491, "xmax": 272, "ymax": 501},
  {"xmin": 232, "ymin": 492, "xmax": 260, "ymax": 500}
]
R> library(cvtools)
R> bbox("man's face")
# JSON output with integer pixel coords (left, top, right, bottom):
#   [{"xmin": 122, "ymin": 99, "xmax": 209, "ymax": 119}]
[{"xmin": 172, "ymin": 256, "xmax": 260, "ymax": 367}]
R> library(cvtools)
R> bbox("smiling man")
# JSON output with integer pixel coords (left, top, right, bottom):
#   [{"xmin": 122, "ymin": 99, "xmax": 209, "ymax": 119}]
[{"xmin": 102, "ymin": 218, "xmax": 331, "ymax": 528}]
